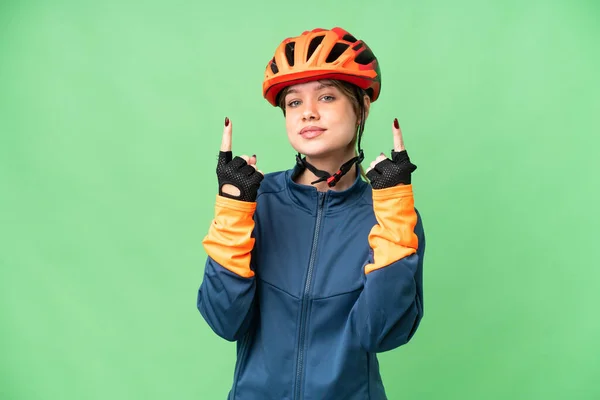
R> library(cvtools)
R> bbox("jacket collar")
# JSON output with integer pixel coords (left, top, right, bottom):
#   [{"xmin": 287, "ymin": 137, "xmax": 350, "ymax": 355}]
[{"xmin": 285, "ymin": 163, "xmax": 369, "ymax": 215}]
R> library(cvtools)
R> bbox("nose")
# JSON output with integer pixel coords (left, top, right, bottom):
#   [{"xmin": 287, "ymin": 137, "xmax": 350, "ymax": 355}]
[{"xmin": 302, "ymin": 100, "xmax": 319, "ymax": 121}]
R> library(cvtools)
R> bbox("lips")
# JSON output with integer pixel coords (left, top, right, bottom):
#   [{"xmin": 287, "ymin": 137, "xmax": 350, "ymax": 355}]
[{"xmin": 299, "ymin": 126, "xmax": 326, "ymax": 139}]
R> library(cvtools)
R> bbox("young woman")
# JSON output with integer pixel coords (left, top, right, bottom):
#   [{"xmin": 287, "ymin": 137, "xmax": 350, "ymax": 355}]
[{"xmin": 198, "ymin": 27, "xmax": 426, "ymax": 400}]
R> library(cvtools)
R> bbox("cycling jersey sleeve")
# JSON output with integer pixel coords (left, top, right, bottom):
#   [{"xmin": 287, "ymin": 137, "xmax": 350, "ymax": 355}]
[
  {"xmin": 197, "ymin": 195, "xmax": 257, "ymax": 342},
  {"xmin": 349, "ymin": 184, "xmax": 426, "ymax": 352}
]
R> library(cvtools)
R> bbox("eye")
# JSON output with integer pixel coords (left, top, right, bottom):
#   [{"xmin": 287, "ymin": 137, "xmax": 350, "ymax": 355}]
[
  {"xmin": 287, "ymin": 99, "xmax": 301, "ymax": 108},
  {"xmin": 320, "ymin": 95, "xmax": 335, "ymax": 102}
]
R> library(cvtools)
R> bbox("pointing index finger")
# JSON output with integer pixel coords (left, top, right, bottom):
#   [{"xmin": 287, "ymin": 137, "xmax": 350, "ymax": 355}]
[
  {"xmin": 393, "ymin": 118, "xmax": 405, "ymax": 152},
  {"xmin": 221, "ymin": 117, "xmax": 232, "ymax": 152}
]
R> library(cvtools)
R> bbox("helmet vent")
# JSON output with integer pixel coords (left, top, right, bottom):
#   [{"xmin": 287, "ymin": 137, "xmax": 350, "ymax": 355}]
[
  {"xmin": 270, "ymin": 58, "xmax": 279, "ymax": 74},
  {"xmin": 326, "ymin": 43, "xmax": 350, "ymax": 63},
  {"xmin": 353, "ymin": 42, "xmax": 364, "ymax": 51},
  {"xmin": 285, "ymin": 42, "xmax": 295, "ymax": 66},
  {"xmin": 342, "ymin": 34, "xmax": 357, "ymax": 43},
  {"xmin": 355, "ymin": 48, "xmax": 375, "ymax": 65},
  {"xmin": 306, "ymin": 35, "xmax": 325, "ymax": 61}
]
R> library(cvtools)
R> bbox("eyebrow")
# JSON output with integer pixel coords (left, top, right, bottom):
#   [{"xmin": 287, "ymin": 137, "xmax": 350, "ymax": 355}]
[{"xmin": 285, "ymin": 82, "xmax": 334, "ymax": 96}]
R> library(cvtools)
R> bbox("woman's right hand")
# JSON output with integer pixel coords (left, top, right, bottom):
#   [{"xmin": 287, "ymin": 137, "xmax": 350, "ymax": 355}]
[{"xmin": 216, "ymin": 117, "xmax": 264, "ymax": 202}]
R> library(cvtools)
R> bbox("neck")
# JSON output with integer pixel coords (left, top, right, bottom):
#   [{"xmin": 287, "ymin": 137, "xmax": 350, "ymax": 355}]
[{"xmin": 296, "ymin": 150, "xmax": 360, "ymax": 192}]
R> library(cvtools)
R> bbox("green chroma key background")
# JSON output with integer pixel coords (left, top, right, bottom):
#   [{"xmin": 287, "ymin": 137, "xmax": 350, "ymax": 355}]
[{"xmin": 1, "ymin": 1, "xmax": 599, "ymax": 399}]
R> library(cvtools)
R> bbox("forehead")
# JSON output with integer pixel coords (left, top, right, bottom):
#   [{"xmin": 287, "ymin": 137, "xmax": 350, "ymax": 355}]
[{"xmin": 285, "ymin": 80, "xmax": 337, "ymax": 95}]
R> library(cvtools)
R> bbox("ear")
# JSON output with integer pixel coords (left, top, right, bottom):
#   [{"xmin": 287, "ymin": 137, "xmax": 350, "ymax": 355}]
[
  {"xmin": 358, "ymin": 94, "xmax": 371, "ymax": 124},
  {"xmin": 363, "ymin": 94, "xmax": 371, "ymax": 118}
]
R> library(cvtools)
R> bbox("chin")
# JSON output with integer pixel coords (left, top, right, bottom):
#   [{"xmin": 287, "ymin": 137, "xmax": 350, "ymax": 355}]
[
  {"xmin": 293, "ymin": 142, "xmax": 336, "ymax": 158},
  {"xmin": 289, "ymin": 133, "xmax": 330, "ymax": 152}
]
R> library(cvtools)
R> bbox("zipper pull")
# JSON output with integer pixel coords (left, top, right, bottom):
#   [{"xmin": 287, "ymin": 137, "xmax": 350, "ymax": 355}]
[{"xmin": 318, "ymin": 192, "xmax": 326, "ymax": 207}]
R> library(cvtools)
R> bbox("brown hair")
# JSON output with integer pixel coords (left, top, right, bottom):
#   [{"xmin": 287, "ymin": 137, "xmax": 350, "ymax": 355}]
[{"xmin": 277, "ymin": 79, "xmax": 369, "ymax": 181}]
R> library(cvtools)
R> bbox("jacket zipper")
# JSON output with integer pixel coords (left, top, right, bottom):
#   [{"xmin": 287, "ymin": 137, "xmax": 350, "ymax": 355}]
[{"xmin": 294, "ymin": 192, "xmax": 326, "ymax": 400}]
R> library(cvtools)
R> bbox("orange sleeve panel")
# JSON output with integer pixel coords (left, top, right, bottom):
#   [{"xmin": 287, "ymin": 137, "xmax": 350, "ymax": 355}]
[
  {"xmin": 364, "ymin": 184, "xmax": 419, "ymax": 275},
  {"xmin": 202, "ymin": 195, "xmax": 257, "ymax": 278}
]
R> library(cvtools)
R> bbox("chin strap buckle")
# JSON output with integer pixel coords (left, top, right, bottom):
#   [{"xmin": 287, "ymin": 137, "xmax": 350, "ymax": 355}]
[{"xmin": 326, "ymin": 170, "xmax": 343, "ymax": 187}]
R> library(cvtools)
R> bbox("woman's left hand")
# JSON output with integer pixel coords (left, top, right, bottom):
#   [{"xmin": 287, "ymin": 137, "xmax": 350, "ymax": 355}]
[{"xmin": 365, "ymin": 118, "xmax": 417, "ymax": 189}]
